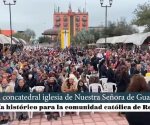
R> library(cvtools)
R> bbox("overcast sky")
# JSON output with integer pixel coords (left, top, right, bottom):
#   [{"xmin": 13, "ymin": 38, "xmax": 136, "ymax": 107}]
[{"xmin": 0, "ymin": 0, "xmax": 148, "ymax": 37}]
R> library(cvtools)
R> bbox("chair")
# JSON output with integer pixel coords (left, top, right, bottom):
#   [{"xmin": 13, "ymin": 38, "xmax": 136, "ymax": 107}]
[
  {"xmin": 30, "ymin": 86, "xmax": 62, "ymax": 118},
  {"xmin": 29, "ymin": 86, "xmax": 45, "ymax": 119},
  {"xmin": 89, "ymin": 83, "xmax": 103, "ymax": 93},
  {"xmin": 89, "ymin": 83, "xmax": 103, "ymax": 114},
  {"xmin": 31, "ymin": 86, "xmax": 45, "ymax": 93},
  {"xmin": 103, "ymin": 82, "xmax": 117, "ymax": 92},
  {"xmin": 9, "ymin": 112, "xmax": 16, "ymax": 120},
  {"xmin": 99, "ymin": 78, "xmax": 108, "ymax": 85}
]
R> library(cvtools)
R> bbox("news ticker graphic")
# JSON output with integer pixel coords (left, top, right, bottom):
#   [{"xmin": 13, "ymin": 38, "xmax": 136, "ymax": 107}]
[
  {"xmin": 0, "ymin": 93, "xmax": 150, "ymax": 103},
  {"xmin": 0, "ymin": 103, "xmax": 150, "ymax": 112},
  {"xmin": 0, "ymin": 93, "xmax": 150, "ymax": 112}
]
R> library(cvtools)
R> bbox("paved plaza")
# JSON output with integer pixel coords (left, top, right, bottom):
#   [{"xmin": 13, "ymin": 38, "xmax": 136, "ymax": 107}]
[{"xmin": 11, "ymin": 112, "xmax": 128, "ymax": 125}]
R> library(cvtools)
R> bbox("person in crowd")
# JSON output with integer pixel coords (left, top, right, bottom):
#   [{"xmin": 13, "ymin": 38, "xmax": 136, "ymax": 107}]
[
  {"xmin": 91, "ymin": 54, "xmax": 99, "ymax": 71},
  {"xmin": 26, "ymin": 73, "xmax": 37, "ymax": 88},
  {"xmin": 107, "ymin": 63, "xmax": 115, "ymax": 83},
  {"xmin": 77, "ymin": 80, "xmax": 89, "ymax": 92},
  {"xmin": 15, "ymin": 79, "xmax": 29, "ymax": 121},
  {"xmin": 99, "ymin": 59, "xmax": 107, "ymax": 78},
  {"xmin": 36, "ymin": 73, "xmax": 47, "ymax": 86},
  {"xmin": 125, "ymin": 59, "xmax": 135, "ymax": 77},
  {"xmin": 9, "ymin": 72, "xmax": 17, "ymax": 91},
  {"xmin": 44, "ymin": 77, "xmax": 60, "ymax": 120},
  {"xmin": 133, "ymin": 63, "xmax": 147, "ymax": 76},
  {"xmin": 126, "ymin": 74, "xmax": 150, "ymax": 125},
  {"xmin": 116, "ymin": 65, "xmax": 130, "ymax": 92},
  {"xmin": 61, "ymin": 75, "xmax": 77, "ymax": 93},
  {"xmin": 145, "ymin": 64, "xmax": 150, "ymax": 77},
  {"xmin": 0, "ymin": 78, "xmax": 14, "ymax": 124},
  {"xmin": 1, "ymin": 44, "xmax": 150, "ymax": 122}
]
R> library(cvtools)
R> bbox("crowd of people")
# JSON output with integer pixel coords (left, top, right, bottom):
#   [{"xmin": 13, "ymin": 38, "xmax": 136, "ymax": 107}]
[{"xmin": 0, "ymin": 45, "xmax": 150, "ymax": 124}]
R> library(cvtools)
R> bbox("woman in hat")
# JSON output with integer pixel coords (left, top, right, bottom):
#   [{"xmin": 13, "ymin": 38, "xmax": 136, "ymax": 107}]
[{"xmin": 61, "ymin": 75, "xmax": 77, "ymax": 93}]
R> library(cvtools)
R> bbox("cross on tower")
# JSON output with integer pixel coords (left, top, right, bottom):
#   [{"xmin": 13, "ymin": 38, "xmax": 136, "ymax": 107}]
[{"xmin": 63, "ymin": 30, "xmax": 68, "ymax": 36}]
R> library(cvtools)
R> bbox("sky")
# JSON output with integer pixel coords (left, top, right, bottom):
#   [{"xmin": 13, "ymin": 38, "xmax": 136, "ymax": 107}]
[{"xmin": 0, "ymin": 0, "xmax": 148, "ymax": 38}]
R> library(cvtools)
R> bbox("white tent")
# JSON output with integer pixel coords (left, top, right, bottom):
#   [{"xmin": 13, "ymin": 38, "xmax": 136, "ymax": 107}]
[
  {"xmin": 96, "ymin": 36, "xmax": 127, "ymax": 44},
  {"xmin": 114, "ymin": 35, "xmax": 129, "ymax": 44},
  {"xmin": 96, "ymin": 32, "xmax": 150, "ymax": 45},
  {"xmin": 124, "ymin": 32, "xmax": 150, "ymax": 45},
  {"xmin": 12, "ymin": 37, "xmax": 20, "ymax": 43},
  {"xmin": 19, "ymin": 39, "xmax": 27, "ymax": 45},
  {"xmin": 96, "ymin": 38, "xmax": 105, "ymax": 44},
  {"xmin": 6, "ymin": 37, "xmax": 16, "ymax": 45},
  {"xmin": 0, "ymin": 34, "xmax": 10, "ymax": 44},
  {"xmin": 0, "ymin": 34, "xmax": 16, "ymax": 45}
]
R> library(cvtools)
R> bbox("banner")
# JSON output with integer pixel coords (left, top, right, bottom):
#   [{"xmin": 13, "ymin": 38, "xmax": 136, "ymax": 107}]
[
  {"xmin": 0, "ymin": 93, "xmax": 150, "ymax": 112},
  {"xmin": 0, "ymin": 103, "xmax": 150, "ymax": 112},
  {"xmin": 61, "ymin": 30, "xmax": 70, "ymax": 49}
]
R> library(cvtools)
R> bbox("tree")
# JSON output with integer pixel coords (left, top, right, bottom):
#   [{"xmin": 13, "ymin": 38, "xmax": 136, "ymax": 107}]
[
  {"xmin": 13, "ymin": 29, "xmax": 36, "ymax": 42},
  {"xmin": 132, "ymin": 2, "xmax": 150, "ymax": 32},
  {"xmin": 73, "ymin": 29, "xmax": 95, "ymax": 46},
  {"xmin": 101, "ymin": 19, "xmax": 138, "ymax": 37},
  {"xmin": 38, "ymin": 36, "xmax": 51, "ymax": 43},
  {"xmin": 24, "ymin": 29, "xmax": 36, "ymax": 40}
]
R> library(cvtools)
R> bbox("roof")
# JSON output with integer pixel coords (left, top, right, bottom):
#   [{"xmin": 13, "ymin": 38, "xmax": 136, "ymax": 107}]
[
  {"xmin": 0, "ymin": 30, "xmax": 15, "ymax": 36},
  {"xmin": 96, "ymin": 32, "xmax": 150, "ymax": 46},
  {"xmin": 42, "ymin": 29, "xmax": 59, "ymax": 35}
]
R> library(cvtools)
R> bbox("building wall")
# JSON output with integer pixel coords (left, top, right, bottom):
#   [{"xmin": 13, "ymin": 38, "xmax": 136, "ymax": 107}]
[{"xmin": 54, "ymin": 10, "xmax": 88, "ymax": 36}]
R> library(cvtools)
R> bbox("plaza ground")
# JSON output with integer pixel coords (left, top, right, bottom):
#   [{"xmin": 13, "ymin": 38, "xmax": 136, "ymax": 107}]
[{"xmin": 11, "ymin": 112, "xmax": 128, "ymax": 125}]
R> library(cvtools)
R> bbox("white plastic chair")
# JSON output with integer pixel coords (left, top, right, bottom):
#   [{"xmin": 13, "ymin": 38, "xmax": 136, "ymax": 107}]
[
  {"xmin": 89, "ymin": 83, "xmax": 103, "ymax": 114},
  {"xmin": 99, "ymin": 78, "xmax": 108, "ymax": 85},
  {"xmin": 89, "ymin": 83, "xmax": 103, "ymax": 93},
  {"xmin": 103, "ymin": 82, "xmax": 117, "ymax": 92},
  {"xmin": 31, "ymin": 86, "xmax": 45, "ymax": 93},
  {"xmin": 9, "ymin": 112, "xmax": 16, "ymax": 120},
  {"xmin": 30, "ymin": 86, "xmax": 62, "ymax": 118},
  {"xmin": 29, "ymin": 86, "xmax": 48, "ymax": 119}
]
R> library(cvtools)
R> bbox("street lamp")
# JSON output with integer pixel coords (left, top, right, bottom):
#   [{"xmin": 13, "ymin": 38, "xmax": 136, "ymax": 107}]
[
  {"xmin": 3, "ymin": 0, "xmax": 17, "ymax": 47},
  {"xmin": 100, "ymin": 0, "xmax": 113, "ymax": 49}
]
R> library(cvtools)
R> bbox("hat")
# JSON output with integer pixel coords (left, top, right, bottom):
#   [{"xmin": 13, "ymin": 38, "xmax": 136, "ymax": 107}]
[{"xmin": 69, "ymin": 74, "xmax": 75, "ymax": 80}]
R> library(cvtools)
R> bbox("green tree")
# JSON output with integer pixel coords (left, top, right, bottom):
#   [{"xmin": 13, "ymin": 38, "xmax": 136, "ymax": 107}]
[
  {"xmin": 101, "ymin": 19, "xmax": 138, "ymax": 37},
  {"xmin": 74, "ymin": 29, "xmax": 95, "ymax": 46},
  {"xmin": 13, "ymin": 29, "xmax": 36, "ymax": 42},
  {"xmin": 38, "ymin": 36, "xmax": 51, "ymax": 43},
  {"xmin": 132, "ymin": 2, "xmax": 150, "ymax": 32}
]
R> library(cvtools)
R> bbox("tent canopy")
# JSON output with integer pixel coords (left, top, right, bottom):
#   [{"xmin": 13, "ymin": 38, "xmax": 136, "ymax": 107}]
[
  {"xmin": 96, "ymin": 32, "xmax": 150, "ymax": 46},
  {"xmin": 0, "ymin": 34, "xmax": 16, "ymax": 45},
  {"xmin": 19, "ymin": 39, "xmax": 27, "ymax": 45}
]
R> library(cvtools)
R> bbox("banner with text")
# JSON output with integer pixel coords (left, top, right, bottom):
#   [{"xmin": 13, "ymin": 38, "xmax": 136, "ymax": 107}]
[{"xmin": 0, "ymin": 93, "xmax": 150, "ymax": 112}]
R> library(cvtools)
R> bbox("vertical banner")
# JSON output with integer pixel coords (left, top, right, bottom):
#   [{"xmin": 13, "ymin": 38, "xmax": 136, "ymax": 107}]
[{"xmin": 61, "ymin": 30, "xmax": 70, "ymax": 49}]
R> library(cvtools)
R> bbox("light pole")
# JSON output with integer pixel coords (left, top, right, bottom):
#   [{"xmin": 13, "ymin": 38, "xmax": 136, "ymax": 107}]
[
  {"xmin": 3, "ymin": 0, "xmax": 17, "ymax": 47},
  {"xmin": 100, "ymin": 0, "xmax": 113, "ymax": 49}
]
